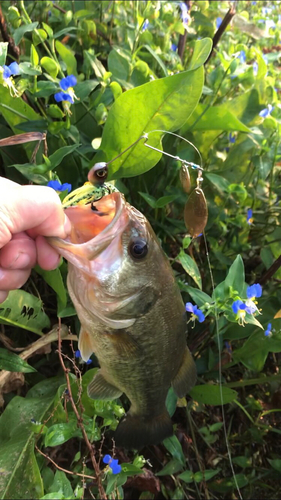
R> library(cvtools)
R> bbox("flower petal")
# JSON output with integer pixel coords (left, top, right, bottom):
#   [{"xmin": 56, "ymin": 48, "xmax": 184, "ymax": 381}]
[
  {"xmin": 47, "ymin": 180, "xmax": 62, "ymax": 190},
  {"xmin": 103, "ymin": 454, "xmax": 112, "ymax": 464},
  {"xmin": 185, "ymin": 302, "xmax": 194, "ymax": 313},
  {"xmin": 8, "ymin": 62, "xmax": 20, "ymax": 75},
  {"xmin": 2, "ymin": 65, "xmax": 12, "ymax": 80}
]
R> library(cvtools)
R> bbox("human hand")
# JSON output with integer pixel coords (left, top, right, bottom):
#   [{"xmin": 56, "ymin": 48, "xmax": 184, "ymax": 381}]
[{"xmin": 0, "ymin": 177, "xmax": 71, "ymax": 303}]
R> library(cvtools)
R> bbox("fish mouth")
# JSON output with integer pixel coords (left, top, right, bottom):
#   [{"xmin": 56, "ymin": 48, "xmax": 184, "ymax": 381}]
[{"xmin": 48, "ymin": 191, "xmax": 128, "ymax": 271}]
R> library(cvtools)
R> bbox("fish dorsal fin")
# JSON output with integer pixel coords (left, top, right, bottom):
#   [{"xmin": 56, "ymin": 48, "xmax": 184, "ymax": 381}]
[
  {"xmin": 172, "ymin": 347, "xmax": 197, "ymax": 397},
  {"xmin": 87, "ymin": 371, "xmax": 122, "ymax": 400}
]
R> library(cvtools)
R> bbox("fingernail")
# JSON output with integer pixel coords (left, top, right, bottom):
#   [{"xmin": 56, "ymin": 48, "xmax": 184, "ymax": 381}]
[
  {"xmin": 63, "ymin": 214, "xmax": 71, "ymax": 235},
  {"xmin": 11, "ymin": 253, "xmax": 31, "ymax": 269}
]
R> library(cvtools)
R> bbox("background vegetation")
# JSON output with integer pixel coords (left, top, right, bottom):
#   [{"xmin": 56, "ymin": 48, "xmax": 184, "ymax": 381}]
[{"xmin": 0, "ymin": 1, "xmax": 280, "ymax": 498}]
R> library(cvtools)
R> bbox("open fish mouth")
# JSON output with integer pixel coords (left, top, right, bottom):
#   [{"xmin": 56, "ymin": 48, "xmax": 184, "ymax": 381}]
[{"xmin": 48, "ymin": 191, "xmax": 129, "ymax": 272}]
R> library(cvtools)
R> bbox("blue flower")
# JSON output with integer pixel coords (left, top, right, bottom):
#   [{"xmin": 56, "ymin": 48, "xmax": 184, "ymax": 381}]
[
  {"xmin": 171, "ymin": 43, "xmax": 178, "ymax": 52},
  {"xmin": 142, "ymin": 19, "xmax": 149, "ymax": 31},
  {"xmin": 251, "ymin": 1, "xmax": 257, "ymax": 4},
  {"xmin": 265, "ymin": 323, "xmax": 272, "ymax": 337},
  {"xmin": 247, "ymin": 284, "xmax": 262, "ymax": 299},
  {"xmin": 262, "ymin": 7, "xmax": 272, "ymax": 15},
  {"xmin": 179, "ymin": 2, "xmax": 190, "ymax": 26},
  {"xmin": 253, "ymin": 61, "xmax": 258, "ymax": 76},
  {"xmin": 247, "ymin": 208, "xmax": 253, "ymax": 225},
  {"xmin": 1, "ymin": 61, "xmax": 20, "ymax": 96},
  {"xmin": 229, "ymin": 133, "xmax": 236, "ymax": 143},
  {"xmin": 47, "ymin": 180, "xmax": 72, "ymax": 193},
  {"xmin": 103, "ymin": 455, "xmax": 121, "ymax": 474},
  {"xmin": 185, "ymin": 302, "xmax": 205, "ymax": 323},
  {"xmin": 216, "ymin": 17, "xmax": 222, "ymax": 29},
  {"xmin": 259, "ymin": 104, "xmax": 273, "ymax": 118},
  {"xmin": 232, "ymin": 299, "xmax": 254, "ymax": 325},
  {"xmin": 262, "ymin": 54, "xmax": 268, "ymax": 64},
  {"xmin": 54, "ymin": 74, "xmax": 77, "ymax": 104},
  {"xmin": 75, "ymin": 350, "xmax": 81, "ymax": 358},
  {"xmin": 86, "ymin": 359, "xmax": 92, "ymax": 365},
  {"xmin": 238, "ymin": 50, "xmax": 246, "ymax": 63}
]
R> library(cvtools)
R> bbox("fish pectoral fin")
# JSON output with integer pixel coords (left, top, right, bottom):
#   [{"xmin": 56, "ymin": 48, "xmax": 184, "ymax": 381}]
[
  {"xmin": 78, "ymin": 329, "xmax": 94, "ymax": 361},
  {"xmin": 172, "ymin": 347, "xmax": 197, "ymax": 398},
  {"xmin": 87, "ymin": 371, "xmax": 122, "ymax": 400}
]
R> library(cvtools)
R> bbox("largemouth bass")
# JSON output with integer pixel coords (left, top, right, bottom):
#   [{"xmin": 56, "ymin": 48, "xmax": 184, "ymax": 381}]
[{"xmin": 49, "ymin": 191, "xmax": 196, "ymax": 449}]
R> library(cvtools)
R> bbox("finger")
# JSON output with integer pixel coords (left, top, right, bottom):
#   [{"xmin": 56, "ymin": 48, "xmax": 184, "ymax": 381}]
[
  {"xmin": 0, "ymin": 232, "xmax": 37, "ymax": 269},
  {"xmin": 0, "ymin": 291, "xmax": 8, "ymax": 303},
  {"xmin": 36, "ymin": 235, "xmax": 61, "ymax": 270},
  {"xmin": 0, "ymin": 268, "xmax": 31, "ymax": 290},
  {"xmin": 0, "ymin": 184, "xmax": 71, "ymax": 248}
]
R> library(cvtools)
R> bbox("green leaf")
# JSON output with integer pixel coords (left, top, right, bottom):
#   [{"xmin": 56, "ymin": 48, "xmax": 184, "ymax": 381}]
[
  {"xmin": 187, "ymin": 38, "xmax": 212, "ymax": 70},
  {"xmin": 178, "ymin": 250, "xmax": 202, "ymax": 289},
  {"xmin": 142, "ymin": 44, "xmax": 169, "ymax": 76},
  {"xmin": 183, "ymin": 104, "xmax": 251, "ymax": 132},
  {"xmin": 0, "ymin": 377, "xmax": 62, "ymax": 498},
  {"xmin": 155, "ymin": 194, "xmax": 178, "ymax": 208},
  {"xmin": 162, "ymin": 435, "xmax": 186, "ymax": 465},
  {"xmin": 42, "ymin": 22, "xmax": 53, "ymax": 38},
  {"xmin": 268, "ymin": 458, "xmax": 281, "ymax": 472},
  {"xmin": 0, "ymin": 348, "xmax": 36, "ymax": 373},
  {"xmin": 13, "ymin": 22, "xmax": 39, "ymax": 45},
  {"xmin": 0, "ymin": 290, "xmax": 50, "ymax": 335},
  {"xmin": 41, "ymin": 57, "xmax": 59, "ymax": 78},
  {"xmin": 75, "ymin": 79, "xmax": 99, "ymax": 100},
  {"xmin": 19, "ymin": 61, "xmax": 42, "ymax": 76},
  {"xmin": 34, "ymin": 81, "xmax": 57, "ymax": 98},
  {"xmin": 32, "ymin": 28, "xmax": 47, "ymax": 46},
  {"xmin": 190, "ymin": 385, "xmax": 238, "ymax": 405},
  {"xmin": 44, "ymin": 421, "xmax": 81, "ymax": 447},
  {"xmin": 121, "ymin": 464, "xmax": 144, "ymax": 477},
  {"xmin": 0, "ymin": 86, "xmax": 40, "ymax": 159},
  {"xmin": 108, "ymin": 48, "xmax": 130, "ymax": 81},
  {"xmin": 138, "ymin": 191, "xmax": 157, "ymax": 208},
  {"xmin": 0, "ymin": 42, "xmax": 8, "ymax": 66},
  {"xmin": 224, "ymin": 255, "xmax": 245, "ymax": 295},
  {"xmin": 55, "ymin": 40, "xmax": 77, "ymax": 76},
  {"xmin": 194, "ymin": 469, "xmax": 220, "ymax": 482},
  {"xmin": 178, "ymin": 470, "xmax": 194, "ymax": 483},
  {"xmin": 156, "ymin": 458, "xmax": 184, "ymax": 476},
  {"xmin": 185, "ymin": 286, "xmax": 212, "ymax": 307},
  {"xmin": 233, "ymin": 333, "xmax": 268, "ymax": 372},
  {"xmin": 96, "ymin": 67, "xmax": 204, "ymax": 179},
  {"xmin": 165, "ymin": 387, "xmax": 178, "ymax": 417},
  {"xmin": 205, "ymin": 173, "xmax": 230, "ymax": 193},
  {"xmin": 233, "ymin": 456, "xmax": 252, "ymax": 468},
  {"xmin": 48, "ymin": 144, "xmax": 80, "ymax": 170},
  {"xmin": 209, "ymin": 474, "xmax": 248, "ymax": 493},
  {"xmin": 34, "ymin": 266, "xmax": 67, "ymax": 314},
  {"xmin": 49, "ymin": 471, "xmax": 73, "ymax": 498},
  {"xmin": 53, "ymin": 27, "xmax": 79, "ymax": 39}
]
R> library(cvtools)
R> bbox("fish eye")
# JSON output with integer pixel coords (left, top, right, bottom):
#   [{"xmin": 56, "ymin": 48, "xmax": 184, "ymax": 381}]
[
  {"xmin": 129, "ymin": 238, "xmax": 148, "ymax": 260},
  {"xmin": 88, "ymin": 162, "xmax": 108, "ymax": 185}
]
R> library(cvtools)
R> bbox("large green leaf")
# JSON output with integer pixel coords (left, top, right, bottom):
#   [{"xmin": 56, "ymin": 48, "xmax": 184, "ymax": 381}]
[
  {"xmin": 55, "ymin": 40, "xmax": 77, "ymax": 75},
  {"xmin": 183, "ymin": 104, "xmax": 251, "ymax": 132},
  {"xmin": 190, "ymin": 385, "xmax": 238, "ymax": 405},
  {"xmin": 0, "ymin": 377, "xmax": 62, "ymax": 499},
  {"xmin": 0, "ymin": 348, "xmax": 36, "ymax": 373},
  {"xmin": 0, "ymin": 87, "xmax": 41, "ymax": 160},
  {"xmin": 13, "ymin": 22, "xmax": 39, "ymax": 45},
  {"xmin": 0, "ymin": 290, "xmax": 50, "ymax": 335},
  {"xmin": 96, "ymin": 66, "xmax": 204, "ymax": 178}
]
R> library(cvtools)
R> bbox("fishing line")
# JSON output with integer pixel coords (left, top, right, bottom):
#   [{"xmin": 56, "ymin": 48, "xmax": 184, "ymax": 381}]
[{"xmin": 144, "ymin": 129, "xmax": 243, "ymax": 499}]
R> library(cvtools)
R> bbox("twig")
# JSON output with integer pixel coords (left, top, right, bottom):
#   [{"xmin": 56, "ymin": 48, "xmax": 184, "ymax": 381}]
[
  {"xmin": 57, "ymin": 319, "xmax": 107, "ymax": 500},
  {"xmin": 259, "ymin": 254, "xmax": 281, "ymax": 286},
  {"xmin": 178, "ymin": 1, "xmax": 192, "ymax": 61},
  {"xmin": 0, "ymin": 4, "xmax": 20, "ymax": 59},
  {"xmin": 35, "ymin": 445, "xmax": 97, "ymax": 481},
  {"xmin": 205, "ymin": 5, "xmax": 236, "ymax": 64}
]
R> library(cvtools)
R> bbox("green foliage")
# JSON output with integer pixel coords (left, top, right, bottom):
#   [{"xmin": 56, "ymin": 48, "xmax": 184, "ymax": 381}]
[{"xmin": 0, "ymin": 1, "xmax": 280, "ymax": 499}]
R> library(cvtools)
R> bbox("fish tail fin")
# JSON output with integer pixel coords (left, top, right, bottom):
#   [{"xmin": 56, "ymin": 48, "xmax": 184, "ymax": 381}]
[{"xmin": 114, "ymin": 409, "xmax": 173, "ymax": 450}]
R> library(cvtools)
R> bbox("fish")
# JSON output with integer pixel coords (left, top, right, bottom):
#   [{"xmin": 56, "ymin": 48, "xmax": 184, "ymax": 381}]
[{"xmin": 48, "ymin": 191, "xmax": 196, "ymax": 449}]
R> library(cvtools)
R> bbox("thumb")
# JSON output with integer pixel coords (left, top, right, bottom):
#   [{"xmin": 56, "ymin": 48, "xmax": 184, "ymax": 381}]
[{"xmin": 0, "ymin": 183, "xmax": 71, "ymax": 248}]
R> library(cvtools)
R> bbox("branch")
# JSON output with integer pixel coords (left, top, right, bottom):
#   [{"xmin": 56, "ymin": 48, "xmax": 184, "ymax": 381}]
[
  {"xmin": 259, "ymin": 254, "xmax": 281, "ymax": 286},
  {"xmin": 205, "ymin": 5, "xmax": 236, "ymax": 64}
]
